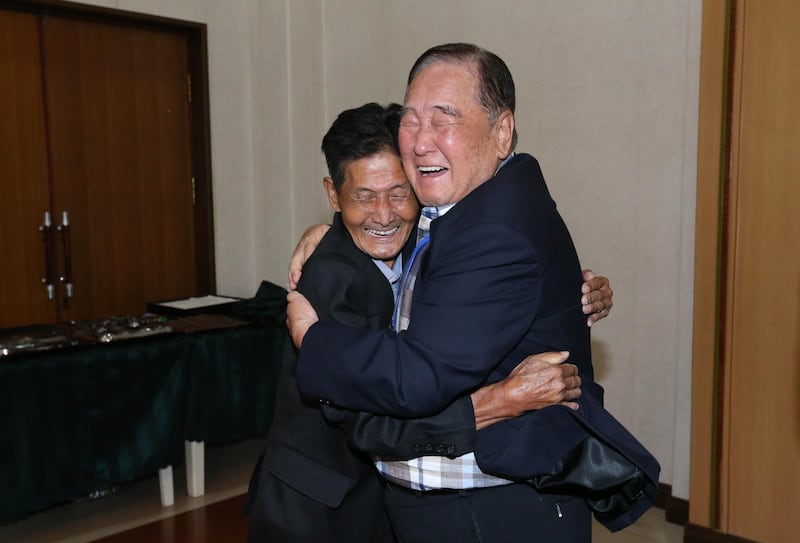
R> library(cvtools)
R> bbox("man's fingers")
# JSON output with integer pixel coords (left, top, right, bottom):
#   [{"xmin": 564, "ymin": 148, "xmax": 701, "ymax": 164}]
[
  {"xmin": 287, "ymin": 251, "xmax": 306, "ymax": 288},
  {"xmin": 581, "ymin": 289, "xmax": 600, "ymax": 306},
  {"xmin": 581, "ymin": 288, "xmax": 613, "ymax": 309},
  {"xmin": 501, "ymin": 352, "xmax": 585, "ymax": 412},
  {"xmin": 564, "ymin": 373, "xmax": 581, "ymax": 390},
  {"xmin": 581, "ymin": 274, "xmax": 607, "ymax": 296},
  {"xmin": 509, "ymin": 351, "xmax": 569, "ymax": 376},
  {"xmin": 537, "ymin": 351, "xmax": 570, "ymax": 365},
  {"xmin": 586, "ymin": 299, "xmax": 612, "ymax": 326},
  {"xmin": 288, "ymin": 270, "xmax": 301, "ymax": 291},
  {"xmin": 581, "ymin": 277, "xmax": 603, "ymax": 295}
]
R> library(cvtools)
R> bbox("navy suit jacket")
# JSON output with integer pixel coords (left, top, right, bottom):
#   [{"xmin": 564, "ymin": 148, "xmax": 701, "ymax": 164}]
[{"xmin": 297, "ymin": 154, "xmax": 659, "ymax": 531}]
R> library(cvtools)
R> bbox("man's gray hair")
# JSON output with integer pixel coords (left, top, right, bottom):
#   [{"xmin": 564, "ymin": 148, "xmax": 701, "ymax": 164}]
[{"xmin": 407, "ymin": 43, "xmax": 518, "ymax": 152}]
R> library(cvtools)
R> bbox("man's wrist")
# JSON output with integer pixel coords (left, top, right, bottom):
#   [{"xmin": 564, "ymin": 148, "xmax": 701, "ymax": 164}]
[{"xmin": 471, "ymin": 382, "xmax": 515, "ymax": 431}]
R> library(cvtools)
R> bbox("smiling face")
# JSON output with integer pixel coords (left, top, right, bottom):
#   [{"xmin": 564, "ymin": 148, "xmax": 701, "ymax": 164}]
[
  {"xmin": 398, "ymin": 61, "xmax": 514, "ymax": 207},
  {"xmin": 325, "ymin": 150, "xmax": 419, "ymax": 267}
]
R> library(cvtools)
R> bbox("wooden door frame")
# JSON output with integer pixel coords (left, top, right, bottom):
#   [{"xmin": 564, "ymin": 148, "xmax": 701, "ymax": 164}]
[
  {"xmin": 1, "ymin": 0, "xmax": 216, "ymax": 294},
  {"xmin": 689, "ymin": 0, "xmax": 734, "ymax": 533},
  {"xmin": 690, "ymin": 0, "xmax": 726, "ymax": 531}
]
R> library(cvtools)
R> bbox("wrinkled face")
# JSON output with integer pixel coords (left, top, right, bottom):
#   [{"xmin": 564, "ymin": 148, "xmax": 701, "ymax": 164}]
[
  {"xmin": 325, "ymin": 151, "xmax": 419, "ymax": 267},
  {"xmin": 398, "ymin": 61, "xmax": 513, "ymax": 207}
]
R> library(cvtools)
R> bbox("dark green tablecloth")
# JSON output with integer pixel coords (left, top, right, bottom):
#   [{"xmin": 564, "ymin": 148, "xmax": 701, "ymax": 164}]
[{"xmin": 0, "ymin": 281, "xmax": 286, "ymax": 524}]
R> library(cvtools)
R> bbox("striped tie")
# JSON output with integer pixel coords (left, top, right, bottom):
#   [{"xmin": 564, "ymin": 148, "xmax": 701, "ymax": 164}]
[{"xmin": 393, "ymin": 207, "xmax": 438, "ymax": 332}]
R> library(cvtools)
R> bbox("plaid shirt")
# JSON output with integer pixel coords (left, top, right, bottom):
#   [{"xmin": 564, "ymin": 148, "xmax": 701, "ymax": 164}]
[
  {"xmin": 377, "ymin": 204, "xmax": 513, "ymax": 491},
  {"xmin": 375, "ymin": 452, "xmax": 512, "ymax": 491}
]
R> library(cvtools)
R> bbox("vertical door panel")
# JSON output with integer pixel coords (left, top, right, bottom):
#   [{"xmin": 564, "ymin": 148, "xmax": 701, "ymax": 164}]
[
  {"xmin": 722, "ymin": 0, "xmax": 800, "ymax": 540},
  {"xmin": 41, "ymin": 17, "xmax": 196, "ymax": 321},
  {"xmin": 0, "ymin": 10, "xmax": 54, "ymax": 327}
]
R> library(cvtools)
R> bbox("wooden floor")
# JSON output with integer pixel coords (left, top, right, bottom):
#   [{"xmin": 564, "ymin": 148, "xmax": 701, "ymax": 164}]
[
  {"xmin": 1, "ymin": 438, "xmax": 684, "ymax": 543},
  {"xmin": 0, "ymin": 439, "xmax": 264, "ymax": 543},
  {"xmin": 86, "ymin": 495, "xmax": 684, "ymax": 543},
  {"xmin": 89, "ymin": 495, "xmax": 249, "ymax": 543}
]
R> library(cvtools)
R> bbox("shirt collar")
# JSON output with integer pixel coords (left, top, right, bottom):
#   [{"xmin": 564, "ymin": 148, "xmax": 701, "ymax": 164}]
[
  {"xmin": 372, "ymin": 255, "xmax": 404, "ymax": 301},
  {"xmin": 421, "ymin": 203, "xmax": 456, "ymax": 220},
  {"xmin": 497, "ymin": 152, "xmax": 515, "ymax": 173}
]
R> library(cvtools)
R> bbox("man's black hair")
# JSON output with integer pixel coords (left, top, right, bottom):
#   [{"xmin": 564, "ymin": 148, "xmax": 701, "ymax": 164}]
[{"xmin": 321, "ymin": 102, "xmax": 403, "ymax": 191}]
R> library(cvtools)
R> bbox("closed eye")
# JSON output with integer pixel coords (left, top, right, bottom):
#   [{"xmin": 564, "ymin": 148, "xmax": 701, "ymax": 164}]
[
  {"xmin": 400, "ymin": 117, "xmax": 419, "ymax": 129},
  {"xmin": 432, "ymin": 105, "xmax": 459, "ymax": 126},
  {"xmin": 353, "ymin": 191, "xmax": 377, "ymax": 203}
]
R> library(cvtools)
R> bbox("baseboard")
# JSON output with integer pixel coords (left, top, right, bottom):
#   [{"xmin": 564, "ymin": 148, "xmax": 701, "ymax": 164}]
[
  {"xmin": 656, "ymin": 483, "xmax": 689, "ymax": 526},
  {"xmin": 684, "ymin": 523, "xmax": 759, "ymax": 543},
  {"xmin": 658, "ymin": 484, "xmax": 759, "ymax": 543}
]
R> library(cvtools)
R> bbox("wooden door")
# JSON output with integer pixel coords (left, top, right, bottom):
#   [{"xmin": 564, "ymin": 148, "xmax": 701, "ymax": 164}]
[
  {"xmin": 1, "ymin": 2, "xmax": 213, "ymax": 331},
  {"xmin": 40, "ymin": 16, "xmax": 197, "ymax": 321},
  {"xmin": 0, "ymin": 9, "xmax": 54, "ymax": 328},
  {"xmin": 720, "ymin": 0, "xmax": 800, "ymax": 539},
  {"xmin": 691, "ymin": 1, "xmax": 800, "ymax": 541}
]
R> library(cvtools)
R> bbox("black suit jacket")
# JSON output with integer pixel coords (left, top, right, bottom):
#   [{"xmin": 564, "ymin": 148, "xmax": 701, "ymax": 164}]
[
  {"xmin": 296, "ymin": 155, "xmax": 659, "ymax": 531},
  {"xmin": 246, "ymin": 214, "xmax": 476, "ymax": 543}
]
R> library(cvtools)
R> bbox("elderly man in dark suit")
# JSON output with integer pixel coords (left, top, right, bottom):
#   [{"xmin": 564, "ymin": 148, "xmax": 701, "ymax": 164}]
[
  {"xmin": 247, "ymin": 101, "xmax": 615, "ymax": 542},
  {"xmin": 288, "ymin": 44, "xmax": 658, "ymax": 542}
]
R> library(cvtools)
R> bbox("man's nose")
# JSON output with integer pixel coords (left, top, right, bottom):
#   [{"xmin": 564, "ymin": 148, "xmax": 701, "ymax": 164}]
[
  {"xmin": 413, "ymin": 124, "xmax": 435, "ymax": 156},
  {"xmin": 371, "ymin": 196, "xmax": 395, "ymax": 225}
]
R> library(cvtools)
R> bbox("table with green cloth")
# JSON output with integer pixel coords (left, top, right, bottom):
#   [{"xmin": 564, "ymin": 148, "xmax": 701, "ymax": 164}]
[{"xmin": 0, "ymin": 281, "xmax": 286, "ymax": 525}]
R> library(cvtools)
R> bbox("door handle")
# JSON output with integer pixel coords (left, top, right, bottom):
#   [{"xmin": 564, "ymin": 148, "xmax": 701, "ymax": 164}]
[
  {"xmin": 39, "ymin": 211, "xmax": 55, "ymax": 300},
  {"xmin": 57, "ymin": 211, "xmax": 74, "ymax": 298}
]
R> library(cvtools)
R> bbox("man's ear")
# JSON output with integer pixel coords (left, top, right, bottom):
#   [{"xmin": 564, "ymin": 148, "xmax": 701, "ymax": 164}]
[
  {"xmin": 323, "ymin": 177, "xmax": 341, "ymax": 212},
  {"xmin": 494, "ymin": 110, "xmax": 515, "ymax": 158}
]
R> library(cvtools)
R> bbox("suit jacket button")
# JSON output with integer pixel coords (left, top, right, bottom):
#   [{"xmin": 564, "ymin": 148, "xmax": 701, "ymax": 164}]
[
  {"xmin": 447, "ymin": 445, "xmax": 456, "ymax": 455},
  {"xmin": 412, "ymin": 444, "xmax": 422, "ymax": 452},
  {"xmin": 435, "ymin": 444, "xmax": 445, "ymax": 453},
  {"xmin": 424, "ymin": 443, "xmax": 433, "ymax": 452}
]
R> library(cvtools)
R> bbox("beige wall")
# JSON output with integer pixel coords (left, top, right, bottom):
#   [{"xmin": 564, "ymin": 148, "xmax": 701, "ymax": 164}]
[{"xmin": 77, "ymin": 0, "xmax": 700, "ymax": 501}]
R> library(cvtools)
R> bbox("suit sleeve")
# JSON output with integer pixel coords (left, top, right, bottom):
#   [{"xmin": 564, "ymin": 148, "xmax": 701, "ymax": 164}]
[
  {"xmin": 322, "ymin": 397, "xmax": 476, "ymax": 459},
  {"xmin": 299, "ymin": 253, "xmax": 375, "ymax": 328},
  {"xmin": 297, "ymin": 221, "xmax": 541, "ymax": 417},
  {"xmin": 299, "ymin": 252, "xmax": 478, "ymax": 457}
]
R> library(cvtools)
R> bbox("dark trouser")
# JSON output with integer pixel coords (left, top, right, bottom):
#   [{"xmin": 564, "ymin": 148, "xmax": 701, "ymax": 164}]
[{"xmin": 384, "ymin": 482, "xmax": 591, "ymax": 543}]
